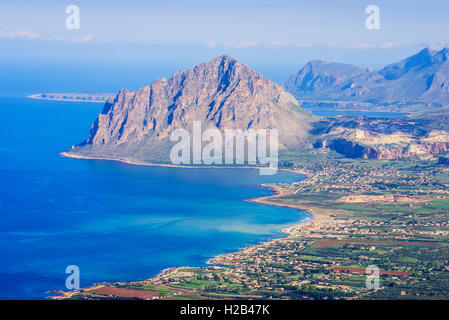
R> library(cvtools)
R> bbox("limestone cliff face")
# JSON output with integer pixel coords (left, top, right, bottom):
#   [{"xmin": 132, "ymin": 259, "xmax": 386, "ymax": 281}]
[
  {"xmin": 68, "ymin": 55, "xmax": 315, "ymax": 163},
  {"xmin": 314, "ymin": 137, "xmax": 449, "ymax": 160},
  {"xmin": 314, "ymin": 139, "xmax": 381, "ymax": 159},
  {"xmin": 312, "ymin": 116, "xmax": 449, "ymax": 160}
]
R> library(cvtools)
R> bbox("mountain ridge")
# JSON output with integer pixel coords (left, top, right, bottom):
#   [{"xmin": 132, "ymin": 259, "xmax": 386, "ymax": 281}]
[{"xmin": 284, "ymin": 47, "xmax": 449, "ymax": 111}]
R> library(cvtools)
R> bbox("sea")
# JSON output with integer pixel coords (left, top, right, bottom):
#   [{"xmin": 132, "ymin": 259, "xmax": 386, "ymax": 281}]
[{"xmin": 0, "ymin": 95, "xmax": 309, "ymax": 299}]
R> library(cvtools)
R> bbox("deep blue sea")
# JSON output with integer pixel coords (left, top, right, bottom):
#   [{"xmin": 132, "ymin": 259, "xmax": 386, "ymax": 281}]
[{"xmin": 0, "ymin": 96, "xmax": 308, "ymax": 299}]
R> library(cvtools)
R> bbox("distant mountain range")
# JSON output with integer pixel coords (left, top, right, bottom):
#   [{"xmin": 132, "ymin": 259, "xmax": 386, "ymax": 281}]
[
  {"xmin": 64, "ymin": 55, "xmax": 315, "ymax": 163},
  {"xmin": 284, "ymin": 48, "xmax": 449, "ymax": 112}
]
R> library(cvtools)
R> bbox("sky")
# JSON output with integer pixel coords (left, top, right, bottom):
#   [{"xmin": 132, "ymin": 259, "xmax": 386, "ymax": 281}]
[{"xmin": 1, "ymin": 0, "xmax": 449, "ymax": 93}]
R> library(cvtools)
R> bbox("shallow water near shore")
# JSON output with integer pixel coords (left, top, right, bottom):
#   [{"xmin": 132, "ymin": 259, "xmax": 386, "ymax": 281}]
[{"xmin": 0, "ymin": 96, "xmax": 308, "ymax": 299}]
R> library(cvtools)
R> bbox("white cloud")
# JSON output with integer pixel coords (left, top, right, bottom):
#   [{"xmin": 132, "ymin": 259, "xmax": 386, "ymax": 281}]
[
  {"xmin": 267, "ymin": 41, "xmax": 312, "ymax": 48},
  {"xmin": 205, "ymin": 40, "xmax": 217, "ymax": 48},
  {"xmin": 350, "ymin": 42, "xmax": 399, "ymax": 50},
  {"xmin": 223, "ymin": 40, "xmax": 259, "ymax": 48},
  {"xmin": 1, "ymin": 30, "xmax": 40, "ymax": 39},
  {"xmin": 322, "ymin": 41, "xmax": 338, "ymax": 48},
  {"xmin": 206, "ymin": 40, "xmax": 311, "ymax": 49},
  {"xmin": 380, "ymin": 42, "xmax": 398, "ymax": 49},
  {"xmin": 70, "ymin": 34, "xmax": 93, "ymax": 43},
  {"xmin": 292, "ymin": 42, "xmax": 313, "ymax": 48},
  {"xmin": 268, "ymin": 41, "xmax": 290, "ymax": 47},
  {"xmin": 351, "ymin": 42, "xmax": 376, "ymax": 50}
]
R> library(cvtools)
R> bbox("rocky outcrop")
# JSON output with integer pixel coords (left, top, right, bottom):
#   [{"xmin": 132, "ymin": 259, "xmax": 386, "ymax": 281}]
[
  {"xmin": 312, "ymin": 114, "xmax": 449, "ymax": 160},
  {"xmin": 422, "ymin": 142, "xmax": 449, "ymax": 154},
  {"xmin": 315, "ymin": 138, "xmax": 449, "ymax": 160},
  {"xmin": 314, "ymin": 138, "xmax": 381, "ymax": 159},
  {"xmin": 66, "ymin": 55, "xmax": 316, "ymax": 163}
]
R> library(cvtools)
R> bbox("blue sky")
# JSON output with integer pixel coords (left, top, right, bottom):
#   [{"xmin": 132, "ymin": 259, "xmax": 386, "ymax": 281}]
[
  {"xmin": 2, "ymin": 0, "xmax": 449, "ymax": 47},
  {"xmin": 1, "ymin": 0, "xmax": 449, "ymax": 92}
]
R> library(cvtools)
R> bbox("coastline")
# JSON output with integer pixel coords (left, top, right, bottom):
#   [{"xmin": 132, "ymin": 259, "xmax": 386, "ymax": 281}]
[
  {"xmin": 28, "ymin": 94, "xmax": 109, "ymax": 104},
  {"xmin": 204, "ymin": 184, "xmax": 326, "ymax": 266},
  {"xmin": 60, "ymin": 151, "xmax": 306, "ymax": 175},
  {"xmin": 248, "ymin": 183, "xmax": 325, "ymax": 223},
  {"xmin": 52, "ymin": 152, "xmax": 319, "ymax": 300}
]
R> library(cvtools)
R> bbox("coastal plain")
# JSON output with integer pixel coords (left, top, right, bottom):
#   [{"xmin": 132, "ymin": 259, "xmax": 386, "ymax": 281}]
[{"xmin": 54, "ymin": 150, "xmax": 449, "ymax": 300}]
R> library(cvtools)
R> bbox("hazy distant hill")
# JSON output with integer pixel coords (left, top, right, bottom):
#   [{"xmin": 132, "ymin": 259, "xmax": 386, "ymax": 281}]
[
  {"xmin": 283, "ymin": 60, "xmax": 368, "ymax": 97},
  {"xmin": 65, "ymin": 55, "xmax": 316, "ymax": 163},
  {"xmin": 284, "ymin": 48, "xmax": 449, "ymax": 111}
]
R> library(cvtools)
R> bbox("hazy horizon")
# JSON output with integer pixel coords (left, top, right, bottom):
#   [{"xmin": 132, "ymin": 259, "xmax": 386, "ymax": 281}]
[{"xmin": 1, "ymin": 1, "xmax": 449, "ymax": 93}]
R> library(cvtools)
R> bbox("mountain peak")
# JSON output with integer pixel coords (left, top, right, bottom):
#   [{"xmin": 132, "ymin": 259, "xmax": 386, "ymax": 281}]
[
  {"xmin": 202, "ymin": 54, "xmax": 240, "ymax": 68},
  {"xmin": 379, "ymin": 47, "xmax": 447, "ymax": 81},
  {"xmin": 68, "ymin": 56, "xmax": 314, "ymax": 163},
  {"xmin": 187, "ymin": 55, "xmax": 254, "ymax": 78},
  {"xmin": 407, "ymin": 47, "xmax": 434, "ymax": 63},
  {"xmin": 306, "ymin": 60, "xmax": 330, "ymax": 66},
  {"xmin": 416, "ymin": 47, "xmax": 449, "ymax": 59},
  {"xmin": 284, "ymin": 60, "xmax": 366, "ymax": 94},
  {"xmin": 214, "ymin": 54, "xmax": 238, "ymax": 62},
  {"xmin": 418, "ymin": 47, "xmax": 433, "ymax": 55},
  {"xmin": 435, "ymin": 47, "xmax": 449, "ymax": 62}
]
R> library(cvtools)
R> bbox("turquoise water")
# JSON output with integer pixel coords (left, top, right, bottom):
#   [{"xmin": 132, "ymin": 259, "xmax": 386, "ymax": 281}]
[{"xmin": 0, "ymin": 96, "xmax": 308, "ymax": 299}]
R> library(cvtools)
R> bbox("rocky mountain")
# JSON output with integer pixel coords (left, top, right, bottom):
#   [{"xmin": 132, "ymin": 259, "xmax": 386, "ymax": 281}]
[
  {"xmin": 284, "ymin": 48, "xmax": 449, "ymax": 110},
  {"xmin": 283, "ymin": 60, "xmax": 368, "ymax": 98},
  {"xmin": 64, "ymin": 55, "xmax": 315, "ymax": 164}
]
